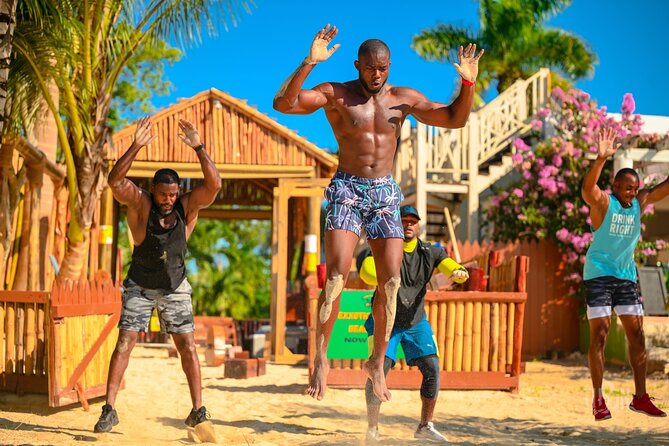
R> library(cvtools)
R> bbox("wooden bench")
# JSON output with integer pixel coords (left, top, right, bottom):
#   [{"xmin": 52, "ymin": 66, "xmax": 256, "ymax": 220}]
[{"xmin": 307, "ymin": 252, "xmax": 529, "ymax": 392}]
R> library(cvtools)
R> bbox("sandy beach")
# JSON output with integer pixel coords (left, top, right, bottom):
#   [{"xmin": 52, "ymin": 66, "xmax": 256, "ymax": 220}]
[{"xmin": 1, "ymin": 346, "xmax": 668, "ymax": 445}]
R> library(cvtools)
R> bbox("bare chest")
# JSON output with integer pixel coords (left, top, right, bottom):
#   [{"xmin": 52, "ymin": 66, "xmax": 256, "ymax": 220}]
[{"xmin": 330, "ymin": 94, "xmax": 406, "ymax": 136}]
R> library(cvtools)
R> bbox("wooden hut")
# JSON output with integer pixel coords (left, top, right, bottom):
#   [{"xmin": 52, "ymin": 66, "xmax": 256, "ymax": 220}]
[{"xmin": 109, "ymin": 89, "xmax": 338, "ymax": 364}]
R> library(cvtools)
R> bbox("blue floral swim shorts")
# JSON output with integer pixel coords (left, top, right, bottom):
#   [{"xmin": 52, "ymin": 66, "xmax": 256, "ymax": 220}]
[{"xmin": 324, "ymin": 170, "xmax": 404, "ymax": 240}]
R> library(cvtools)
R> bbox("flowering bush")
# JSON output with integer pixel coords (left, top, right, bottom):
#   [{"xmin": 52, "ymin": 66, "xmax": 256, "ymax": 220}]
[{"xmin": 483, "ymin": 88, "xmax": 668, "ymax": 297}]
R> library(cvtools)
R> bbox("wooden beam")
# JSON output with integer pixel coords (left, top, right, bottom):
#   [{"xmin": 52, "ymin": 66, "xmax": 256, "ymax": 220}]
[
  {"xmin": 127, "ymin": 162, "xmax": 316, "ymax": 179},
  {"xmin": 197, "ymin": 209, "xmax": 272, "ymax": 220}
]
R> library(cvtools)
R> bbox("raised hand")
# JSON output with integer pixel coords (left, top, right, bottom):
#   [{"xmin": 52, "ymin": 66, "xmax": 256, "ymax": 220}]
[
  {"xmin": 178, "ymin": 119, "xmax": 202, "ymax": 149},
  {"xmin": 306, "ymin": 24, "xmax": 340, "ymax": 64},
  {"xmin": 452, "ymin": 268, "xmax": 469, "ymax": 284},
  {"xmin": 133, "ymin": 116, "xmax": 157, "ymax": 147},
  {"xmin": 453, "ymin": 43, "xmax": 485, "ymax": 83},
  {"xmin": 596, "ymin": 127, "xmax": 621, "ymax": 159}
]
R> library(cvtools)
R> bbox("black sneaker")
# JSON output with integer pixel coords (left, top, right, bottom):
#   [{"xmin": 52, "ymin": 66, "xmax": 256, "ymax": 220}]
[
  {"xmin": 94, "ymin": 404, "xmax": 119, "ymax": 433},
  {"xmin": 185, "ymin": 406, "xmax": 210, "ymax": 427}
]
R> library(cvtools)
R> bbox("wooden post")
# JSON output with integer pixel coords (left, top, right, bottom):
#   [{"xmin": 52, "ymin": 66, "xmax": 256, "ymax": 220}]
[
  {"xmin": 6, "ymin": 303, "xmax": 15, "ymax": 372},
  {"xmin": 472, "ymin": 301, "xmax": 482, "ymax": 371},
  {"xmin": 490, "ymin": 302, "xmax": 499, "ymax": 372},
  {"xmin": 415, "ymin": 122, "xmax": 427, "ymax": 240},
  {"xmin": 463, "ymin": 301, "xmax": 473, "ymax": 371},
  {"xmin": 0, "ymin": 303, "xmax": 4, "ymax": 372},
  {"xmin": 445, "ymin": 302, "xmax": 456, "ymax": 371},
  {"xmin": 454, "ymin": 302, "xmax": 464, "ymax": 371},
  {"xmin": 437, "ymin": 302, "xmax": 447, "ymax": 370},
  {"xmin": 480, "ymin": 302, "xmax": 490, "ymax": 372},
  {"xmin": 25, "ymin": 303, "xmax": 36, "ymax": 374},
  {"xmin": 498, "ymin": 303, "xmax": 507, "ymax": 372},
  {"xmin": 270, "ymin": 180, "xmax": 289, "ymax": 360},
  {"xmin": 507, "ymin": 302, "xmax": 515, "ymax": 366}
]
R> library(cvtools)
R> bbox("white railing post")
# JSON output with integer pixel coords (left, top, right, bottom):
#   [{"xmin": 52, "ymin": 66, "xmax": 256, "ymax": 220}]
[
  {"xmin": 467, "ymin": 113, "xmax": 479, "ymax": 242},
  {"xmin": 416, "ymin": 122, "xmax": 427, "ymax": 240}
]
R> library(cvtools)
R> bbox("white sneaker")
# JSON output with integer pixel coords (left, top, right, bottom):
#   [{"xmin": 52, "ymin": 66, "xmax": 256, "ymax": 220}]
[
  {"xmin": 365, "ymin": 426, "xmax": 380, "ymax": 443},
  {"xmin": 414, "ymin": 422, "xmax": 448, "ymax": 442}
]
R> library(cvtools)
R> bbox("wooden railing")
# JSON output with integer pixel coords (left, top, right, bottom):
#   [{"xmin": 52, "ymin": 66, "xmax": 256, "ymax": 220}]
[
  {"xmin": 395, "ymin": 68, "xmax": 550, "ymax": 188},
  {"xmin": 307, "ymin": 254, "xmax": 529, "ymax": 392},
  {"xmin": 0, "ymin": 291, "xmax": 49, "ymax": 394},
  {"xmin": 0, "ymin": 279, "xmax": 122, "ymax": 408}
]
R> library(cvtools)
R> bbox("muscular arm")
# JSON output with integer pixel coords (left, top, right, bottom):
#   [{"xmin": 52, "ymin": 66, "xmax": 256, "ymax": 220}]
[
  {"xmin": 108, "ymin": 117, "xmax": 155, "ymax": 209},
  {"xmin": 272, "ymin": 62, "xmax": 329, "ymax": 114},
  {"xmin": 407, "ymin": 83, "xmax": 475, "ymax": 129},
  {"xmin": 638, "ymin": 175, "xmax": 669, "ymax": 211},
  {"xmin": 176, "ymin": 119, "xmax": 222, "ymax": 215},
  {"xmin": 184, "ymin": 148, "xmax": 222, "ymax": 214},
  {"xmin": 582, "ymin": 129, "xmax": 619, "ymax": 228},
  {"xmin": 273, "ymin": 25, "xmax": 339, "ymax": 115}
]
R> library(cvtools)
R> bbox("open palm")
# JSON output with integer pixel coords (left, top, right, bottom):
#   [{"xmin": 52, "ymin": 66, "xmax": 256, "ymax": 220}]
[
  {"xmin": 453, "ymin": 43, "xmax": 484, "ymax": 82},
  {"xmin": 597, "ymin": 128, "xmax": 620, "ymax": 159},
  {"xmin": 308, "ymin": 24, "xmax": 340, "ymax": 64}
]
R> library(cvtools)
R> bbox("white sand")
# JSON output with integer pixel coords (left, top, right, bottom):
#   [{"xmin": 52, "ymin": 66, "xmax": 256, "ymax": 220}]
[{"xmin": 1, "ymin": 346, "xmax": 668, "ymax": 445}]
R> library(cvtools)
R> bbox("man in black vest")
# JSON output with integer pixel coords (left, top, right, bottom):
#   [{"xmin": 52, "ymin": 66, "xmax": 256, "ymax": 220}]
[{"xmin": 95, "ymin": 117, "xmax": 221, "ymax": 433}]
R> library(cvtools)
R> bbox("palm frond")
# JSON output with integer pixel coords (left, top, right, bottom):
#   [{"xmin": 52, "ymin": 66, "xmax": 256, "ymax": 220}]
[{"xmin": 412, "ymin": 24, "xmax": 479, "ymax": 63}]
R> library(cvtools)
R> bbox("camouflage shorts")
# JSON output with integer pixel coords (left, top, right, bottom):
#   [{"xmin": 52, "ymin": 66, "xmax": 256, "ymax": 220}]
[{"xmin": 118, "ymin": 277, "xmax": 194, "ymax": 334}]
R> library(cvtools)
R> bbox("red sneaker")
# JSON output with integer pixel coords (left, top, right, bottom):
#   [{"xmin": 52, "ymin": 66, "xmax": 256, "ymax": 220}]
[
  {"xmin": 593, "ymin": 396, "xmax": 612, "ymax": 421},
  {"xmin": 629, "ymin": 393, "xmax": 667, "ymax": 417}
]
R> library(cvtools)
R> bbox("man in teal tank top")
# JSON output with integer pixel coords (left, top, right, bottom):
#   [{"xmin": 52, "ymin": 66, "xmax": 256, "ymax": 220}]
[{"xmin": 582, "ymin": 128, "xmax": 669, "ymax": 420}]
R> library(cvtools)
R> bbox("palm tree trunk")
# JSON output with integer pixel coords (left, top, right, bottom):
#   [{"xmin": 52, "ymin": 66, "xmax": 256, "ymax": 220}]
[
  {"xmin": 0, "ymin": 0, "xmax": 17, "ymax": 137},
  {"xmin": 57, "ymin": 135, "xmax": 108, "ymax": 281}
]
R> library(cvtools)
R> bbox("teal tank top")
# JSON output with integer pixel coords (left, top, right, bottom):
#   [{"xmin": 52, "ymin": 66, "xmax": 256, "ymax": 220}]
[{"xmin": 583, "ymin": 194, "xmax": 640, "ymax": 281}]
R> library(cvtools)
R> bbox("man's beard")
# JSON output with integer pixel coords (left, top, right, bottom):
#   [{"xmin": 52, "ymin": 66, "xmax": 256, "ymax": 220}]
[{"xmin": 359, "ymin": 76, "xmax": 385, "ymax": 94}]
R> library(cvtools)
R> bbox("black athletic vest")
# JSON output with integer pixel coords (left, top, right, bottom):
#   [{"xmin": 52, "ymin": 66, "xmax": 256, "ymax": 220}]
[{"xmin": 127, "ymin": 198, "xmax": 187, "ymax": 291}]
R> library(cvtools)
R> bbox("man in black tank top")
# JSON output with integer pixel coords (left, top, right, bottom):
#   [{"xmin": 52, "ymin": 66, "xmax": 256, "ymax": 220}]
[{"xmin": 94, "ymin": 117, "xmax": 222, "ymax": 434}]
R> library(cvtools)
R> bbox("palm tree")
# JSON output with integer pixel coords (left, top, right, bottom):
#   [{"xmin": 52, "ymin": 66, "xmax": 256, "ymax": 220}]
[
  {"xmin": 0, "ymin": 0, "xmax": 17, "ymax": 137},
  {"xmin": 10, "ymin": 0, "xmax": 250, "ymax": 280},
  {"xmin": 413, "ymin": 0, "xmax": 597, "ymax": 102}
]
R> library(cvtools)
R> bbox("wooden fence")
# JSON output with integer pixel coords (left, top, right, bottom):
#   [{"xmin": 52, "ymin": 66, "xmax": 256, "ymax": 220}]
[
  {"xmin": 450, "ymin": 239, "xmax": 581, "ymax": 358},
  {"xmin": 0, "ymin": 279, "xmax": 122, "ymax": 408},
  {"xmin": 308, "ymin": 253, "xmax": 529, "ymax": 392}
]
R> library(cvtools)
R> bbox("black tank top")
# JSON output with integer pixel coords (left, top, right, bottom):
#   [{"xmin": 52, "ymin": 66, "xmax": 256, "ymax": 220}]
[{"xmin": 127, "ymin": 197, "xmax": 187, "ymax": 291}]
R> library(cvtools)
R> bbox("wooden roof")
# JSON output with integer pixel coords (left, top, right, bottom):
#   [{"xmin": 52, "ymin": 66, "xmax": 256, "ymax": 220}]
[{"xmin": 108, "ymin": 89, "xmax": 338, "ymax": 179}]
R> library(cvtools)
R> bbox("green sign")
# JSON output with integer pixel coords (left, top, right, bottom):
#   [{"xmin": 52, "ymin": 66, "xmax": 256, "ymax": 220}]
[{"xmin": 327, "ymin": 290, "xmax": 404, "ymax": 360}]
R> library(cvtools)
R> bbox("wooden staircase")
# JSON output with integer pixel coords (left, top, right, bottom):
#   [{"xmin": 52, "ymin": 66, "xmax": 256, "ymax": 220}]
[{"xmin": 394, "ymin": 68, "xmax": 551, "ymax": 242}]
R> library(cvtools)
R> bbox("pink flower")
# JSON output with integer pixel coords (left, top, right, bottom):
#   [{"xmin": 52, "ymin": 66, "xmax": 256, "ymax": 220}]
[
  {"xmin": 621, "ymin": 93, "xmax": 636, "ymax": 115},
  {"xmin": 537, "ymin": 108, "xmax": 551, "ymax": 118},
  {"xmin": 552, "ymin": 86, "xmax": 566, "ymax": 101},
  {"xmin": 511, "ymin": 153, "xmax": 523, "ymax": 164},
  {"xmin": 580, "ymin": 206, "xmax": 589, "ymax": 215},
  {"xmin": 522, "ymin": 170, "xmax": 533, "ymax": 180},
  {"xmin": 552, "ymin": 155, "xmax": 563, "ymax": 167},
  {"xmin": 531, "ymin": 119, "xmax": 543, "ymax": 130},
  {"xmin": 513, "ymin": 138, "xmax": 530, "ymax": 152},
  {"xmin": 556, "ymin": 228, "xmax": 571, "ymax": 243},
  {"xmin": 579, "ymin": 255, "xmax": 586, "ymax": 264},
  {"xmin": 518, "ymin": 214, "xmax": 527, "ymax": 221},
  {"xmin": 643, "ymin": 204, "xmax": 655, "ymax": 215},
  {"xmin": 564, "ymin": 201, "xmax": 574, "ymax": 211},
  {"xmin": 513, "ymin": 188, "xmax": 524, "ymax": 198},
  {"xmin": 491, "ymin": 196, "xmax": 501, "ymax": 206},
  {"xmin": 562, "ymin": 251, "xmax": 578, "ymax": 263},
  {"xmin": 655, "ymin": 240, "xmax": 668, "ymax": 251}
]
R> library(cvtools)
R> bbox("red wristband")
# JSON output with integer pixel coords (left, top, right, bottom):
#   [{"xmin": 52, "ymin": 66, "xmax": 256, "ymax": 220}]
[{"xmin": 461, "ymin": 78, "xmax": 475, "ymax": 86}]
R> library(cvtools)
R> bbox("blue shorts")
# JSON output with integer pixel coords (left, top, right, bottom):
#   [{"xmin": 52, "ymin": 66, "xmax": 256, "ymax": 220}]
[
  {"xmin": 324, "ymin": 170, "xmax": 404, "ymax": 240},
  {"xmin": 584, "ymin": 276, "xmax": 643, "ymax": 319},
  {"xmin": 365, "ymin": 316, "xmax": 437, "ymax": 366}
]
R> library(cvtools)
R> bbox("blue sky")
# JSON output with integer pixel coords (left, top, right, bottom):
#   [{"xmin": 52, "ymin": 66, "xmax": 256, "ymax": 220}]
[{"xmin": 152, "ymin": 0, "xmax": 669, "ymax": 152}]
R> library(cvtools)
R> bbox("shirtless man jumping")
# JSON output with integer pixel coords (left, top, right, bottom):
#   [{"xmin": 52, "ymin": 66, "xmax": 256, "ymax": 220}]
[{"xmin": 273, "ymin": 24, "xmax": 483, "ymax": 402}]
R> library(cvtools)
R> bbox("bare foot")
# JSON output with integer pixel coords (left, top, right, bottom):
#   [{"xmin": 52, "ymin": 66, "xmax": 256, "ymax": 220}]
[
  {"xmin": 305, "ymin": 359, "xmax": 329, "ymax": 400},
  {"xmin": 363, "ymin": 360, "xmax": 391, "ymax": 402}
]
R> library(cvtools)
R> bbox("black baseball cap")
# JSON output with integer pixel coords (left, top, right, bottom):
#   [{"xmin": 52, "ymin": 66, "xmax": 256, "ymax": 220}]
[{"xmin": 400, "ymin": 205, "xmax": 421, "ymax": 220}]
